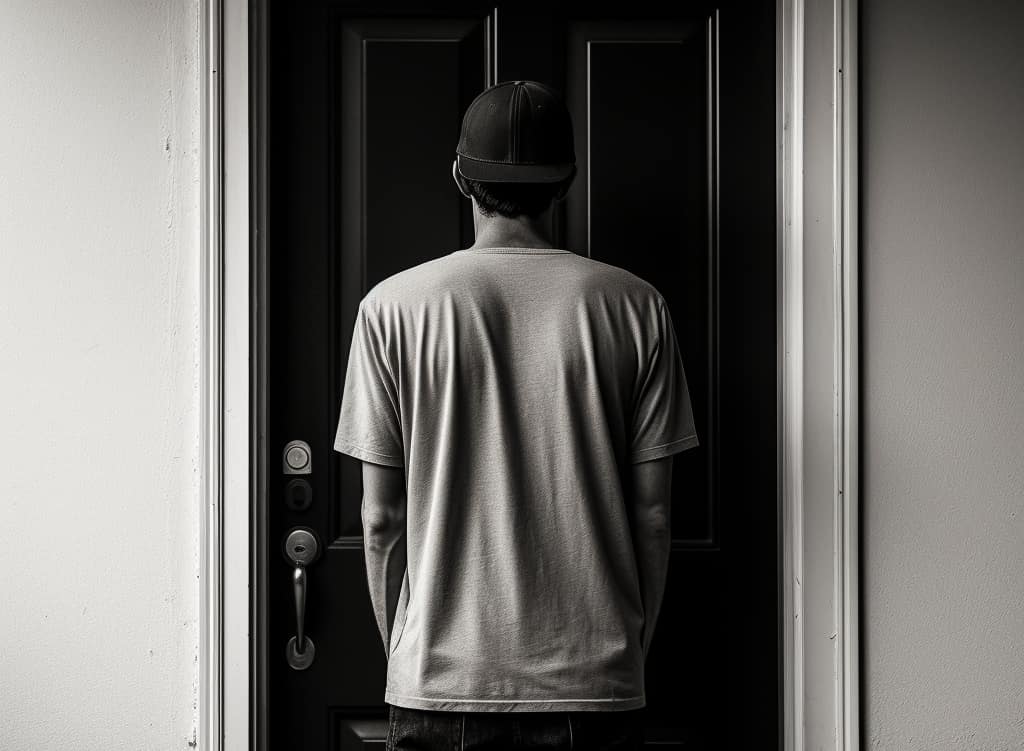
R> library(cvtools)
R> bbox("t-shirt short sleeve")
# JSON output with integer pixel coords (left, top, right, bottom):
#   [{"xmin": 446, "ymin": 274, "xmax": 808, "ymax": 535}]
[
  {"xmin": 630, "ymin": 298, "xmax": 700, "ymax": 463},
  {"xmin": 333, "ymin": 300, "xmax": 404, "ymax": 467}
]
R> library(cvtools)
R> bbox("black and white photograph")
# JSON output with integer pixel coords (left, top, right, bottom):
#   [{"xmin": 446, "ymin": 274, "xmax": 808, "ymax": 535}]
[{"xmin": 2, "ymin": 0, "xmax": 1022, "ymax": 749}]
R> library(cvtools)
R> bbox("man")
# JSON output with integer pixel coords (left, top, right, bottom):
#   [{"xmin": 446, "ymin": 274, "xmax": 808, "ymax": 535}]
[{"xmin": 334, "ymin": 80, "xmax": 698, "ymax": 751}]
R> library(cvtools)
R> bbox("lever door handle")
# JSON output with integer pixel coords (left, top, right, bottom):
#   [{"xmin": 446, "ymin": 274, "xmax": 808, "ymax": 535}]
[
  {"xmin": 284, "ymin": 527, "xmax": 319, "ymax": 670},
  {"xmin": 293, "ymin": 565, "xmax": 308, "ymax": 654}
]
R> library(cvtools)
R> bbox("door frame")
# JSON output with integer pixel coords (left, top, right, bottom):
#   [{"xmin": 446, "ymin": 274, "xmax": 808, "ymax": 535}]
[
  {"xmin": 199, "ymin": 0, "xmax": 862, "ymax": 748},
  {"xmin": 778, "ymin": 0, "xmax": 860, "ymax": 749}
]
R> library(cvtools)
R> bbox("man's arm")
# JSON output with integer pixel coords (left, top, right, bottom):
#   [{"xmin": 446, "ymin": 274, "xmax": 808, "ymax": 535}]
[
  {"xmin": 630, "ymin": 454, "xmax": 674, "ymax": 661},
  {"xmin": 360, "ymin": 461, "xmax": 408, "ymax": 658}
]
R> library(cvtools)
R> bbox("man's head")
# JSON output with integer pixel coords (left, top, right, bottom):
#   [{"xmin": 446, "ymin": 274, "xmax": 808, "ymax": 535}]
[{"xmin": 453, "ymin": 80, "xmax": 576, "ymax": 219}]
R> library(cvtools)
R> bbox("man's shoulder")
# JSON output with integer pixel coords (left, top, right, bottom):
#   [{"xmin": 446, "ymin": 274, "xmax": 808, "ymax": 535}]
[
  {"xmin": 359, "ymin": 253, "xmax": 461, "ymax": 311},
  {"xmin": 570, "ymin": 254, "xmax": 665, "ymax": 302},
  {"xmin": 359, "ymin": 249, "xmax": 666, "ymax": 312}
]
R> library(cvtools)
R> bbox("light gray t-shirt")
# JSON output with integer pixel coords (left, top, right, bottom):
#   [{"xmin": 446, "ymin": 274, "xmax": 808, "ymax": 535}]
[{"xmin": 334, "ymin": 246, "xmax": 698, "ymax": 712}]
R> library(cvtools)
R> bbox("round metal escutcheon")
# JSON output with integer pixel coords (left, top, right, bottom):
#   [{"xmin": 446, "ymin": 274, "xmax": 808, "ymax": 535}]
[
  {"xmin": 286, "ymin": 636, "xmax": 316, "ymax": 671},
  {"xmin": 284, "ymin": 528, "xmax": 319, "ymax": 566}
]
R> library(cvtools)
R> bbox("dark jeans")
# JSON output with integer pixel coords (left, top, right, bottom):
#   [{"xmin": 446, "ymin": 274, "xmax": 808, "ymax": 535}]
[{"xmin": 385, "ymin": 703, "xmax": 646, "ymax": 751}]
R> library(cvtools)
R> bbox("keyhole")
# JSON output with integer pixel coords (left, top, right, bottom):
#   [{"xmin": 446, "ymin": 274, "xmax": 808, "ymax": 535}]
[{"xmin": 294, "ymin": 545, "xmax": 306, "ymax": 554}]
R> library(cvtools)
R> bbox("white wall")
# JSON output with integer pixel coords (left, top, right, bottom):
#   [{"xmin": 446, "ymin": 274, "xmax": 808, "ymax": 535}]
[
  {"xmin": 862, "ymin": 0, "xmax": 1024, "ymax": 748},
  {"xmin": 0, "ymin": 1, "xmax": 201, "ymax": 748}
]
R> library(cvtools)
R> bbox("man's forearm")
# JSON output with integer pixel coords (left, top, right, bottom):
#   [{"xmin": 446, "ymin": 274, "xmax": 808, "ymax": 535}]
[
  {"xmin": 363, "ymin": 520, "xmax": 408, "ymax": 658},
  {"xmin": 633, "ymin": 513, "xmax": 672, "ymax": 660}
]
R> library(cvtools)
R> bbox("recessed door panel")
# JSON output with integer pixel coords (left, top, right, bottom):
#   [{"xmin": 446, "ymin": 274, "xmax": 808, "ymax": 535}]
[{"xmin": 565, "ymin": 21, "xmax": 715, "ymax": 546}]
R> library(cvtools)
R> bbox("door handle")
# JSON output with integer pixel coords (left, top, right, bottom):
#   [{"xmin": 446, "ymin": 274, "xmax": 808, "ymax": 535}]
[
  {"xmin": 293, "ymin": 565, "xmax": 308, "ymax": 654},
  {"xmin": 284, "ymin": 527, "xmax": 319, "ymax": 670}
]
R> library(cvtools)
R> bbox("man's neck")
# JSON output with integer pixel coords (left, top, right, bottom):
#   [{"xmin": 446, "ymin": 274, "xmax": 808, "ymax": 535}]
[{"xmin": 469, "ymin": 207, "xmax": 556, "ymax": 250}]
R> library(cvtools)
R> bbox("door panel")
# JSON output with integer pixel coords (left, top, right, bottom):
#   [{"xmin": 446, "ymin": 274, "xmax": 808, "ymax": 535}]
[
  {"xmin": 262, "ymin": 2, "xmax": 778, "ymax": 749},
  {"xmin": 335, "ymin": 17, "xmax": 489, "ymax": 540},
  {"xmin": 328, "ymin": 14, "xmax": 492, "ymax": 718},
  {"xmin": 562, "ymin": 19, "xmax": 723, "ymax": 737},
  {"xmin": 563, "ymin": 20, "xmax": 713, "ymax": 544}
]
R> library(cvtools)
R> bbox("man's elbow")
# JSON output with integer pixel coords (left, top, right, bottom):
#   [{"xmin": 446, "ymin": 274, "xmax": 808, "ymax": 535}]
[
  {"xmin": 634, "ymin": 505, "xmax": 672, "ymax": 536},
  {"xmin": 360, "ymin": 461, "xmax": 407, "ymax": 536},
  {"xmin": 361, "ymin": 501, "xmax": 406, "ymax": 536}
]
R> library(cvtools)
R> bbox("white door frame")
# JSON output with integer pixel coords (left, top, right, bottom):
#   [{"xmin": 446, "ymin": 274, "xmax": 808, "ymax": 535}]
[
  {"xmin": 199, "ymin": 0, "xmax": 224, "ymax": 748},
  {"xmin": 779, "ymin": 0, "xmax": 860, "ymax": 748},
  {"xmin": 200, "ymin": 0, "xmax": 861, "ymax": 748},
  {"xmin": 199, "ymin": 0, "xmax": 251, "ymax": 748}
]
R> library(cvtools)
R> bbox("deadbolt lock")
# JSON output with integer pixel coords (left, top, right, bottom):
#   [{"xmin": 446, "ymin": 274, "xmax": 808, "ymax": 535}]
[{"xmin": 283, "ymin": 439, "xmax": 312, "ymax": 475}]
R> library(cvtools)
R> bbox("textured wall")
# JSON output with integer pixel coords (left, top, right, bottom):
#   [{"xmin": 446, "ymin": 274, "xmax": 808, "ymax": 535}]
[
  {"xmin": 0, "ymin": 0, "xmax": 200, "ymax": 748},
  {"xmin": 862, "ymin": 0, "xmax": 1024, "ymax": 747}
]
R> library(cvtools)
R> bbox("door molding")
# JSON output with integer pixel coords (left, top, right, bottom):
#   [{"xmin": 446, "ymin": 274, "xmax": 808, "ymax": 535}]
[
  {"xmin": 778, "ymin": 0, "xmax": 860, "ymax": 749},
  {"xmin": 203, "ymin": 0, "xmax": 861, "ymax": 747},
  {"xmin": 201, "ymin": 0, "xmax": 253, "ymax": 748},
  {"xmin": 200, "ymin": 0, "xmax": 225, "ymax": 749}
]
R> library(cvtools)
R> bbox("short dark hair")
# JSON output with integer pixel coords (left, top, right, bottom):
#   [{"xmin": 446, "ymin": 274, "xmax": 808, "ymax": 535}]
[{"xmin": 456, "ymin": 174, "xmax": 573, "ymax": 219}]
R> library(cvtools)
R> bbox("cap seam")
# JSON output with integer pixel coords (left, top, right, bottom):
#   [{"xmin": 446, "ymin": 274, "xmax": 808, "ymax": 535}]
[{"xmin": 510, "ymin": 84, "xmax": 521, "ymax": 162}]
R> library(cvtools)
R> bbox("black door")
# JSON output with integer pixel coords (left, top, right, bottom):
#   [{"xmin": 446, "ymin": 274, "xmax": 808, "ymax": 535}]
[{"xmin": 255, "ymin": 1, "xmax": 778, "ymax": 748}]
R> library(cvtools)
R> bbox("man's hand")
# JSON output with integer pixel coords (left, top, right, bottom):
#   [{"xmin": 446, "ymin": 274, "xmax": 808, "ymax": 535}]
[{"xmin": 360, "ymin": 461, "xmax": 408, "ymax": 659}]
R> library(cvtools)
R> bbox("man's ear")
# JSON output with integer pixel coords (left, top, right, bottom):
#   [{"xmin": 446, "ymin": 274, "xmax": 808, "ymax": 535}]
[
  {"xmin": 553, "ymin": 165, "xmax": 577, "ymax": 201},
  {"xmin": 452, "ymin": 159, "xmax": 471, "ymax": 199}
]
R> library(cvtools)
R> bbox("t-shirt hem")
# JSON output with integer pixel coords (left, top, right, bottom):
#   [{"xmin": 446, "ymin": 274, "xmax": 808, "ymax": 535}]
[
  {"xmin": 333, "ymin": 438, "xmax": 404, "ymax": 467},
  {"xmin": 630, "ymin": 433, "xmax": 699, "ymax": 463},
  {"xmin": 384, "ymin": 691, "xmax": 646, "ymax": 712}
]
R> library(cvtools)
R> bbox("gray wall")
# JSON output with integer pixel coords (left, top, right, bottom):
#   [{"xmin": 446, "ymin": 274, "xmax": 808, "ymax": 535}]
[
  {"xmin": 862, "ymin": 0, "xmax": 1024, "ymax": 747},
  {"xmin": 0, "ymin": 0, "xmax": 200, "ymax": 746}
]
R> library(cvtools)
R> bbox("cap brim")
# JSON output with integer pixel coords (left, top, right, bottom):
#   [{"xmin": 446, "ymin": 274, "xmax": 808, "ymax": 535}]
[{"xmin": 457, "ymin": 154, "xmax": 575, "ymax": 184}]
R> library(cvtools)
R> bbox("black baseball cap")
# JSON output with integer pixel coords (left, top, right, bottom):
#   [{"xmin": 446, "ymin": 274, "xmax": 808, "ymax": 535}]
[{"xmin": 456, "ymin": 80, "xmax": 576, "ymax": 184}]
